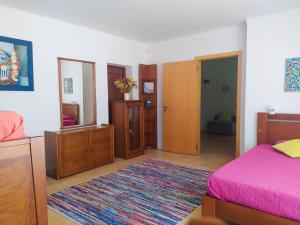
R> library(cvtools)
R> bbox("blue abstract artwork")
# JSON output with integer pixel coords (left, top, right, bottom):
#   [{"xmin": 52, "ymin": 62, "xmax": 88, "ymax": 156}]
[
  {"xmin": 285, "ymin": 57, "xmax": 300, "ymax": 92},
  {"xmin": 0, "ymin": 36, "xmax": 33, "ymax": 91}
]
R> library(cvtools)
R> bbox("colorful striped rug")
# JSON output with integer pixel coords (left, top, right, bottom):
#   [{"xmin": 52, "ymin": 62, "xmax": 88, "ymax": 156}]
[{"xmin": 48, "ymin": 160, "xmax": 211, "ymax": 225}]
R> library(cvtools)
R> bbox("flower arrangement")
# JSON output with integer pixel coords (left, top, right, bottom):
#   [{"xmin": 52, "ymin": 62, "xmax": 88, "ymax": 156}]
[{"xmin": 114, "ymin": 75, "xmax": 138, "ymax": 93}]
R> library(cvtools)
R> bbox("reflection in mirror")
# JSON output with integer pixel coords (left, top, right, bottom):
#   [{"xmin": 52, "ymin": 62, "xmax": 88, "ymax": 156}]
[{"xmin": 58, "ymin": 58, "xmax": 96, "ymax": 128}]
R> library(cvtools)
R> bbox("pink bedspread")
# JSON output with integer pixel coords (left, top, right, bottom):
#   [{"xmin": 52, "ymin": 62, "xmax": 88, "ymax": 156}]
[
  {"xmin": 208, "ymin": 144, "xmax": 300, "ymax": 221},
  {"xmin": 0, "ymin": 111, "xmax": 24, "ymax": 142}
]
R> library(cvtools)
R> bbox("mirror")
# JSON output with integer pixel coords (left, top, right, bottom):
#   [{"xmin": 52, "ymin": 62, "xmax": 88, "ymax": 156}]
[{"xmin": 58, "ymin": 58, "xmax": 96, "ymax": 128}]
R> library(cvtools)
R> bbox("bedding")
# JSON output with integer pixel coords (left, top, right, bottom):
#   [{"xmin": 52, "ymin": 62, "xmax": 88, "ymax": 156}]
[
  {"xmin": 63, "ymin": 119, "xmax": 76, "ymax": 126},
  {"xmin": 0, "ymin": 111, "xmax": 24, "ymax": 142},
  {"xmin": 208, "ymin": 144, "xmax": 300, "ymax": 222},
  {"xmin": 63, "ymin": 114, "xmax": 73, "ymax": 120},
  {"xmin": 63, "ymin": 114, "xmax": 76, "ymax": 126}
]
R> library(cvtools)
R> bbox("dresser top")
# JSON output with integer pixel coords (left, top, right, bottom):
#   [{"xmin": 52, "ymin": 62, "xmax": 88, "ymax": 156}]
[{"xmin": 45, "ymin": 124, "xmax": 113, "ymax": 134}]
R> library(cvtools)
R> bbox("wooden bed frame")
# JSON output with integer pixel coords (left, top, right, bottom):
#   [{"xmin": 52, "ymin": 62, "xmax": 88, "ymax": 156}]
[
  {"xmin": 202, "ymin": 112, "xmax": 300, "ymax": 225},
  {"xmin": 62, "ymin": 103, "xmax": 79, "ymax": 125},
  {"xmin": 0, "ymin": 137, "xmax": 47, "ymax": 224}
]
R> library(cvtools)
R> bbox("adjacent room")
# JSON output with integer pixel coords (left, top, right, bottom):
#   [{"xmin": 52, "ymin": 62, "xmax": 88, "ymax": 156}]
[
  {"xmin": 200, "ymin": 57, "xmax": 238, "ymax": 158},
  {"xmin": 1, "ymin": 1, "xmax": 300, "ymax": 225}
]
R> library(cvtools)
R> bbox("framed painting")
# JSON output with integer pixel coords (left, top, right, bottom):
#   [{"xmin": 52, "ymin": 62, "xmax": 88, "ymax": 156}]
[
  {"xmin": 285, "ymin": 57, "xmax": 300, "ymax": 92},
  {"xmin": 143, "ymin": 81, "xmax": 155, "ymax": 93},
  {"xmin": 63, "ymin": 78, "xmax": 73, "ymax": 94},
  {"xmin": 0, "ymin": 36, "xmax": 34, "ymax": 91}
]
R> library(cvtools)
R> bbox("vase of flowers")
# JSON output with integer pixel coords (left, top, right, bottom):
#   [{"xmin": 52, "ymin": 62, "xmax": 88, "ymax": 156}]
[{"xmin": 114, "ymin": 75, "xmax": 138, "ymax": 100}]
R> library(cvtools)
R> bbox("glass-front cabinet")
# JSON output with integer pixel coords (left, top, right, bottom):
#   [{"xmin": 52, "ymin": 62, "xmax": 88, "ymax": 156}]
[
  {"xmin": 128, "ymin": 104, "xmax": 141, "ymax": 152},
  {"xmin": 112, "ymin": 100, "xmax": 144, "ymax": 159}
]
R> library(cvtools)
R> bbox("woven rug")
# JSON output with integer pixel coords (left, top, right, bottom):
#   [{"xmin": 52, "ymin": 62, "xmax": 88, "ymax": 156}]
[{"xmin": 48, "ymin": 160, "xmax": 211, "ymax": 225}]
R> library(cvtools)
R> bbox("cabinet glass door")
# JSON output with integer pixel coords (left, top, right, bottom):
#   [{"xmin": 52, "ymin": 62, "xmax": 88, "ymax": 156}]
[{"xmin": 128, "ymin": 105, "xmax": 140, "ymax": 152}]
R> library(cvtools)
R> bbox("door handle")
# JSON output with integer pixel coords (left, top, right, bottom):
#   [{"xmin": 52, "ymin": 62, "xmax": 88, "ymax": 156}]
[{"xmin": 163, "ymin": 106, "xmax": 169, "ymax": 112}]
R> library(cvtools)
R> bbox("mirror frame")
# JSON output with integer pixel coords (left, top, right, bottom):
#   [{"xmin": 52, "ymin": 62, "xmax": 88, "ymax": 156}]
[{"xmin": 57, "ymin": 57, "xmax": 97, "ymax": 129}]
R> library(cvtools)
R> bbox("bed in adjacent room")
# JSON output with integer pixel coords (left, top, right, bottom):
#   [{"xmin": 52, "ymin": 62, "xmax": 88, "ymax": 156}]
[{"xmin": 202, "ymin": 112, "xmax": 300, "ymax": 225}]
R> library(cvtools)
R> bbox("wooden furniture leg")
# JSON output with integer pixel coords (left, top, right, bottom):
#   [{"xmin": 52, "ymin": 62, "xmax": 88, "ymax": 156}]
[{"xmin": 202, "ymin": 194, "xmax": 216, "ymax": 217}]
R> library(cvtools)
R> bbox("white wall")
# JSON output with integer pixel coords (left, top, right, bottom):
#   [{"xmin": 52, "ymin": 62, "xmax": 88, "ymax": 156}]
[
  {"xmin": 0, "ymin": 5, "xmax": 147, "ymax": 136},
  {"xmin": 3, "ymin": 5, "xmax": 297, "ymax": 153},
  {"xmin": 148, "ymin": 25, "xmax": 247, "ymax": 149},
  {"xmin": 244, "ymin": 9, "xmax": 300, "ymax": 150},
  {"xmin": 201, "ymin": 57, "xmax": 238, "ymax": 130}
]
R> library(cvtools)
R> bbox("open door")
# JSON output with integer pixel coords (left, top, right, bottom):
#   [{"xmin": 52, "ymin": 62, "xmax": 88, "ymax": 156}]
[{"xmin": 163, "ymin": 60, "xmax": 200, "ymax": 155}]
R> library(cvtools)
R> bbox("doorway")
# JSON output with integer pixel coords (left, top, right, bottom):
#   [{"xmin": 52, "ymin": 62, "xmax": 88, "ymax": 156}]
[
  {"xmin": 196, "ymin": 51, "xmax": 242, "ymax": 157},
  {"xmin": 107, "ymin": 65, "xmax": 125, "ymax": 124},
  {"xmin": 200, "ymin": 57, "xmax": 237, "ymax": 157},
  {"xmin": 162, "ymin": 51, "xmax": 241, "ymax": 157}
]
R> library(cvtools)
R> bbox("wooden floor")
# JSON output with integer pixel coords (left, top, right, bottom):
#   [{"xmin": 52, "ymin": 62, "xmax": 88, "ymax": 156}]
[{"xmin": 48, "ymin": 135, "xmax": 235, "ymax": 225}]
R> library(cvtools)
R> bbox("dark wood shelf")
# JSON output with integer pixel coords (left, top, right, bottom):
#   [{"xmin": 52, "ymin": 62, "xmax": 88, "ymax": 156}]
[
  {"xmin": 139, "ymin": 64, "xmax": 157, "ymax": 149},
  {"xmin": 145, "ymin": 131, "xmax": 156, "ymax": 135},
  {"xmin": 144, "ymin": 105, "xmax": 157, "ymax": 108},
  {"xmin": 142, "ymin": 92, "xmax": 157, "ymax": 95},
  {"xmin": 145, "ymin": 118, "xmax": 157, "ymax": 121}
]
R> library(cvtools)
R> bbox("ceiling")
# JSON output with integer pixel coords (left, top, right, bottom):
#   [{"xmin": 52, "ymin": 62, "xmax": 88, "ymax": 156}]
[{"xmin": 0, "ymin": 0, "xmax": 299, "ymax": 43}]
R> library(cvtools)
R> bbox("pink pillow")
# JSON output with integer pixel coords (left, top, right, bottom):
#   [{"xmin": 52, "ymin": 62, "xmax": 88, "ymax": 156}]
[{"xmin": 0, "ymin": 111, "xmax": 24, "ymax": 142}]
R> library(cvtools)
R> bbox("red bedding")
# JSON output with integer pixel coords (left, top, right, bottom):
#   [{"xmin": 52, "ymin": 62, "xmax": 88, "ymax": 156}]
[{"xmin": 0, "ymin": 111, "xmax": 24, "ymax": 142}]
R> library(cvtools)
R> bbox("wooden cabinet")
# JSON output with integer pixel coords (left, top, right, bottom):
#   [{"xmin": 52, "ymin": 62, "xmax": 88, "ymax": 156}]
[
  {"xmin": 89, "ymin": 128, "xmax": 114, "ymax": 168},
  {"xmin": 112, "ymin": 100, "xmax": 144, "ymax": 159},
  {"xmin": 59, "ymin": 130, "xmax": 90, "ymax": 177},
  {"xmin": 0, "ymin": 137, "xmax": 47, "ymax": 225},
  {"xmin": 45, "ymin": 125, "xmax": 114, "ymax": 179}
]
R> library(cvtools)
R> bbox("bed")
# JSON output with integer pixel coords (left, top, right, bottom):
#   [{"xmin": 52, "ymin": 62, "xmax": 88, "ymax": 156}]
[
  {"xmin": 0, "ymin": 111, "xmax": 24, "ymax": 141},
  {"xmin": 207, "ymin": 113, "xmax": 236, "ymax": 136},
  {"xmin": 62, "ymin": 103, "xmax": 79, "ymax": 126},
  {"xmin": 0, "ymin": 111, "xmax": 47, "ymax": 224},
  {"xmin": 202, "ymin": 112, "xmax": 300, "ymax": 225}
]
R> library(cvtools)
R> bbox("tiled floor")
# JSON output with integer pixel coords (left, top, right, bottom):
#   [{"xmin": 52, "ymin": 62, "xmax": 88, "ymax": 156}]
[
  {"xmin": 48, "ymin": 135, "xmax": 235, "ymax": 225},
  {"xmin": 201, "ymin": 132, "xmax": 236, "ymax": 157}
]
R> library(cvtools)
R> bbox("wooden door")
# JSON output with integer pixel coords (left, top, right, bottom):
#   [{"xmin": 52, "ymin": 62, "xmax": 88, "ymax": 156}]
[
  {"xmin": 0, "ymin": 143, "xmax": 37, "ymax": 225},
  {"xmin": 89, "ymin": 127, "xmax": 114, "ymax": 168},
  {"xmin": 59, "ymin": 130, "xmax": 90, "ymax": 177},
  {"xmin": 107, "ymin": 65, "xmax": 125, "ymax": 124},
  {"xmin": 163, "ymin": 60, "xmax": 200, "ymax": 155}
]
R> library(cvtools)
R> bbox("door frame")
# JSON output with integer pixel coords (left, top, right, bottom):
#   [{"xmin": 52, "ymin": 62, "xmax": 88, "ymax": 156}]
[{"xmin": 195, "ymin": 51, "xmax": 242, "ymax": 157}]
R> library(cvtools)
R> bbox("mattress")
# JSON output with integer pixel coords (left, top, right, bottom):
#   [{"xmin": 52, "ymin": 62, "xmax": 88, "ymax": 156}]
[
  {"xmin": 208, "ymin": 144, "xmax": 300, "ymax": 222},
  {"xmin": 0, "ymin": 111, "xmax": 24, "ymax": 142}
]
